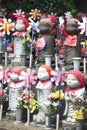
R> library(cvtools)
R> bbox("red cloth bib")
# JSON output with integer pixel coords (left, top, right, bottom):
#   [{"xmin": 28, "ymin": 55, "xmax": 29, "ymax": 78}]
[{"xmin": 64, "ymin": 35, "xmax": 77, "ymax": 46}]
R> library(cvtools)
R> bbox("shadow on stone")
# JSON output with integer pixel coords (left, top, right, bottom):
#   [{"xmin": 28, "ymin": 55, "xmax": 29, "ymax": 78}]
[{"xmin": 0, "ymin": 128, "xmax": 8, "ymax": 130}]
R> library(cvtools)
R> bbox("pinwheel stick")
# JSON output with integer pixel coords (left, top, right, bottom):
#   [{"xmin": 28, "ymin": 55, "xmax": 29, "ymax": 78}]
[
  {"xmin": 0, "ymin": 69, "xmax": 4, "ymax": 121},
  {"xmin": 5, "ymin": 23, "xmax": 8, "ymax": 66},
  {"xmin": 29, "ymin": 51, "xmax": 32, "ymax": 69},
  {"xmin": 55, "ymin": 42, "xmax": 59, "ymax": 70},
  {"xmin": 29, "ymin": 22, "xmax": 34, "ymax": 69},
  {"xmin": 25, "ymin": 75, "xmax": 30, "ymax": 125},
  {"xmin": 5, "ymin": 51, "xmax": 7, "ymax": 66},
  {"xmin": 56, "ymin": 85, "xmax": 61, "ymax": 130},
  {"xmin": 83, "ymin": 22, "xmax": 87, "ymax": 74}
]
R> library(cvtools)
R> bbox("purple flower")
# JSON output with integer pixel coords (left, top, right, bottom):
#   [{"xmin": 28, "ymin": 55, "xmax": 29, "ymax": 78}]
[{"xmin": 44, "ymin": 100, "xmax": 51, "ymax": 106}]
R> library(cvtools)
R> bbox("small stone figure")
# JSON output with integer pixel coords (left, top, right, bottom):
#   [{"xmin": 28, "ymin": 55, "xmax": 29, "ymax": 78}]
[
  {"xmin": 33, "ymin": 65, "xmax": 53, "ymax": 124},
  {"xmin": 8, "ymin": 66, "xmax": 25, "ymax": 110},
  {"xmin": 64, "ymin": 18, "xmax": 82, "ymax": 70},
  {"xmin": 63, "ymin": 70, "xmax": 85, "ymax": 123},
  {"xmin": 12, "ymin": 17, "xmax": 29, "ymax": 66},
  {"xmin": 36, "ymin": 17, "xmax": 55, "ymax": 66}
]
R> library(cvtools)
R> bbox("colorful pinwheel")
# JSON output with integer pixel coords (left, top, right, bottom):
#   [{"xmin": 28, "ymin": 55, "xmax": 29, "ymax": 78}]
[
  {"xmin": 0, "ymin": 66, "xmax": 9, "ymax": 84},
  {"xmin": 51, "ymin": 67, "xmax": 66, "ymax": 86},
  {"xmin": 64, "ymin": 11, "xmax": 73, "ymax": 21},
  {"xmin": 78, "ymin": 17, "xmax": 87, "ymax": 34},
  {"xmin": 3, "ymin": 38, "xmax": 10, "ymax": 45},
  {"xmin": 19, "ymin": 68, "xmax": 37, "ymax": 88},
  {"xmin": 28, "ymin": 17, "xmax": 39, "ymax": 33},
  {"xmin": 30, "ymin": 9, "xmax": 41, "ymax": 20},
  {"xmin": 0, "ymin": 17, "xmax": 14, "ymax": 35},
  {"xmin": 13, "ymin": 9, "xmax": 25, "ymax": 18},
  {"xmin": 49, "ymin": 13, "xmax": 57, "ymax": 23}
]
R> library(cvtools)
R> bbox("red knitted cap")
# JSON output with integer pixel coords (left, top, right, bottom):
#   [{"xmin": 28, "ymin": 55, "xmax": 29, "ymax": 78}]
[
  {"xmin": 40, "ymin": 65, "xmax": 53, "ymax": 77},
  {"xmin": 11, "ymin": 66, "xmax": 24, "ymax": 75},
  {"xmin": 40, "ymin": 18, "xmax": 53, "ymax": 28},
  {"xmin": 67, "ymin": 70, "xmax": 85, "ymax": 88},
  {"xmin": 17, "ymin": 17, "xmax": 29, "ymax": 28}
]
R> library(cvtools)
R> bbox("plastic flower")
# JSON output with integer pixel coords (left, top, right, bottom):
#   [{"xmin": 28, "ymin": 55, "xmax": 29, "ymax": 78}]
[
  {"xmin": 73, "ymin": 109, "xmax": 84, "ymax": 119},
  {"xmin": 23, "ymin": 94, "xmax": 28, "ymax": 102},
  {"xmin": 37, "ymin": 99, "xmax": 57, "ymax": 113},
  {"xmin": 22, "ymin": 32, "xmax": 31, "ymax": 54},
  {"xmin": 37, "ymin": 87, "xmax": 64, "ymax": 113},
  {"xmin": 73, "ymin": 93, "xmax": 87, "ymax": 119},
  {"xmin": 49, "ymin": 90, "xmax": 64, "ymax": 100},
  {"xmin": 23, "ymin": 90, "xmax": 37, "ymax": 113},
  {"xmin": 29, "ymin": 97, "xmax": 37, "ymax": 113}
]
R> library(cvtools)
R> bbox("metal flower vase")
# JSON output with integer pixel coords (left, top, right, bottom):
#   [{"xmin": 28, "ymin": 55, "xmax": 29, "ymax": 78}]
[
  {"xmin": 44, "ymin": 55, "xmax": 52, "ymax": 66},
  {"xmin": 45, "ymin": 113, "xmax": 52, "ymax": 129},
  {"xmin": 15, "ymin": 107, "xmax": 23, "ymax": 124},
  {"xmin": 20, "ymin": 54, "xmax": 26, "ymax": 66},
  {"xmin": 72, "ymin": 57, "xmax": 81, "ymax": 70},
  {"xmin": 76, "ymin": 119, "xmax": 84, "ymax": 130}
]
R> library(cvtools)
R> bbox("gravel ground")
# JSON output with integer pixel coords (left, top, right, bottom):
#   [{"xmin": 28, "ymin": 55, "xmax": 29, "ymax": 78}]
[{"xmin": 0, "ymin": 119, "xmax": 63, "ymax": 130}]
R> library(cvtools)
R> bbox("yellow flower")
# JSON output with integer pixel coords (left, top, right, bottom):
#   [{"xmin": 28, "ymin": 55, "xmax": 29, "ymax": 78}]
[
  {"xmin": 73, "ymin": 110, "xmax": 84, "ymax": 119},
  {"xmin": 51, "ymin": 90, "xmax": 64, "ymax": 99},
  {"xmin": 29, "ymin": 98, "xmax": 37, "ymax": 113}
]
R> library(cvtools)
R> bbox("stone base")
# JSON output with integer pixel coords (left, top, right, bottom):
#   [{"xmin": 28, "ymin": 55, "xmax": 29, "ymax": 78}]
[
  {"xmin": 62, "ymin": 120, "xmax": 76, "ymax": 130},
  {"xmin": 11, "ymin": 57, "xmax": 21, "ymax": 66},
  {"xmin": 6, "ymin": 110, "xmax": 16, "ymax": 121},
  {"xmin": 14, "ymin": 120, "xmax": 23, "ymax": 124}
]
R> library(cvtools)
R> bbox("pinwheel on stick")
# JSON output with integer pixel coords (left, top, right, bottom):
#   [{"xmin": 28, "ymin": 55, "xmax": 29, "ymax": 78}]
[
  {"xmin": 28, "ymin": 9, "xmax": 40, "ymax": 68},
  {"xmin": 51, "ymin": 67, "xmax": 66, "ymax": 130},
  {"xmin": 20, "ymin": 68, "xmax": 37, "ymax": 125},
  {"xmin": 0, "ymin": 17, "xmax": 14, "ymax": 66}
]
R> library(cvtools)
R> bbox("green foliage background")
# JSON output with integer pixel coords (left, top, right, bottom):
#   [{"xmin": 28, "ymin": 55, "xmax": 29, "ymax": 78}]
[{"xmin": 1, "ymin": 0, "xmax": 78, "ymax": 16}]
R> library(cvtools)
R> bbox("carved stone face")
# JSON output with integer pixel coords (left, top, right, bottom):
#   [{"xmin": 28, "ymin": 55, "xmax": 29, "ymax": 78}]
[
  {"xmin": 15, "ymin": 20, "xmax": 25, "ymax": 31},
  {"xmin": 10, "ymin": 73, "xmax": 19, "ymax": 81},
  {"xmin": 66, "ymin": 74, "xmax": 80, "ymax": 88},
  {"xmin": 66, "ymin": 21, "xmax": 78, "ymax": 34},
  {"xmin": 39, "ymin": 22, "xmax": 51, "ymax": 34},
  {"xmin": 37, "ymin": 67, "xmax": 50, "ymax": 80}
]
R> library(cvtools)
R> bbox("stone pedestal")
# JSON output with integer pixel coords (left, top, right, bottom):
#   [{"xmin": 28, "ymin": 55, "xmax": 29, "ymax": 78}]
[
  {"xmin": 76, "ymin": 119, "xmax": 84, "ymax": 130},
  {"xmin": 62, "ymin": 120, "xmax": 76, "ymax": 130},
  {"xmin": 11, "ymin": 57, "xmax": 21, "ymax": 66}
]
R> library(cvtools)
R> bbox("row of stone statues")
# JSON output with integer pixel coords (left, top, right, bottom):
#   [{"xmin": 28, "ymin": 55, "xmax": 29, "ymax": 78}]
[{"xmin": 0, "ymin": 14, "xmax": 84, "ymax": 70}]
